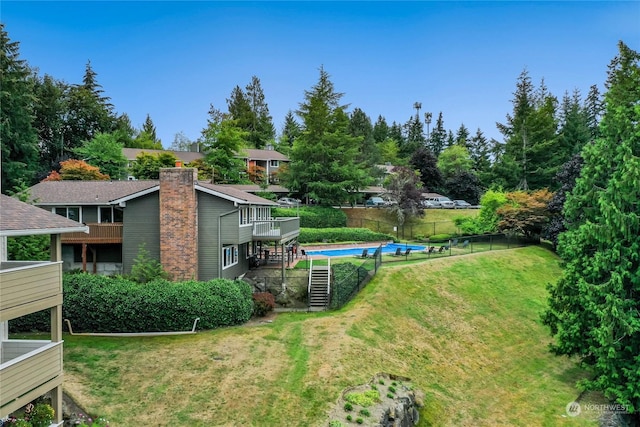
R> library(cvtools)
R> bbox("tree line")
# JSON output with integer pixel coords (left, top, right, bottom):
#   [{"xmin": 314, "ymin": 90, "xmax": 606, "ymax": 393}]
[{"xmin": 0, "ymin": 22, "xmax": 601, "ymax": 205}]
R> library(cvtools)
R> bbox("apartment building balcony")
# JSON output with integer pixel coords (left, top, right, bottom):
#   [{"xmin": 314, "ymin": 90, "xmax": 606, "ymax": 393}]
[
  {"xmin": 0, "ymin": 261, "xmax": 62, "ymax": 321},
  {"xmin": 0, "ymin": 261, "xmax": 64, "ymax": 418},
  {"xmin": 252, "ymin": 217, "xmax": 300, "ymax": 244},
  {"xmin": 61, "ymin": 222, "xmax": 123, "ymax": 244},
  {"xmin": 0, "ymin": 341, "xmax": 63, "ymax": 416}
]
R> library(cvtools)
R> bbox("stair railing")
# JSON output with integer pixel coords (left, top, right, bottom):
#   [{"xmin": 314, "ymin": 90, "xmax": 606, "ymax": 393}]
[
  {"xmin": 326, "ymin": 257, "xmax": 331, "ymax": 307},
  {"xmin": 307, "ymin": 258, "xmax": 313, "ymax": 307}
]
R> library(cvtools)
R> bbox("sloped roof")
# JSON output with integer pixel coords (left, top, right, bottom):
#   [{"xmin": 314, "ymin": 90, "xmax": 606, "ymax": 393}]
[
  {"xmin": 27, "ymin": 179, "xmax": 276, "ymax": 207},
  {"xmin": 217, "ymin": 184, "xmax": 290, "ymax": 194},
  {"xmin": 28, "ymin": 180, "xmax": 159, "ymax": 205},
  {"xmin": 0, "ymin": 194, "xmax": 88, "ymax": 237},
  {"xmin": 242, "ymin": 149, "xmax": 289, "ymax": 161},
  {"xmin": 197, "ymin": 183, "xmax": 278, "ymax": 206}
]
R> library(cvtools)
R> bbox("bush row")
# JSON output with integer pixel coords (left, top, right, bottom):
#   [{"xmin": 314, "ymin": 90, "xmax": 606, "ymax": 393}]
[
  {"xmin": 10, "ymin": 274, "xmax": 254, "ymax": 333},
  {"xmin": 272, "ymin": 206, "xmax": 347, "ymax": 228},
  {"xmin": 298, "ymin": 227, "xmax": 395, "ymax": 244}
]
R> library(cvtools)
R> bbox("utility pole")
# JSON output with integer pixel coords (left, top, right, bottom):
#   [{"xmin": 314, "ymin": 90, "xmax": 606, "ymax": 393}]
[
  {"xmin": 424, "ymin": 112, "xmax": 432, "ymax": 141},
  {"xmin": 413, "ymin": 102, "xmax": 422, "ymax": 120}
]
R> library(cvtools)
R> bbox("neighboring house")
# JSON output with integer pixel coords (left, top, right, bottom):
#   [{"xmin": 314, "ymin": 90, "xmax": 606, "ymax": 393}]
[
  {"xmin": 241, "ymin": 148, "xmax": 289, "ymax": 184},
  {"xmin": 122, "ymin": 147, "xmax": 290, "ymax": 184},
  {"xmin": 0, "ymin": 194, "xmax": 88, "ymax": 424},
  {"xmin": 28, "ymin": 167, "xmax": 300, "ymax": 281}
]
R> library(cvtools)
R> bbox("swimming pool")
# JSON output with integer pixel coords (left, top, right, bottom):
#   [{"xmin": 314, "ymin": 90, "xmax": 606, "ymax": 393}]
[{"xmin": 305, "ymin": 243, "xmax": 426, "ymax": 257}]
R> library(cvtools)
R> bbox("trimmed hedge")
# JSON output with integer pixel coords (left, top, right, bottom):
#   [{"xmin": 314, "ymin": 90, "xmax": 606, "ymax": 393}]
[
  {"xmin": 298, "ymin": 227, "xmax": 395, "ymax": 244},
  {"xmin": 272, "ymin": 206, "xmax": 347, "ymax": 228},
  {"xmin": 10, "ymin": 274, "xmax": 253, "ymax": 333}
]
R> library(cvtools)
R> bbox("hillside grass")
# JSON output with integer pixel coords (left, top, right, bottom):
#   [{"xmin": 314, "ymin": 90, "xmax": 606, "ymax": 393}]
[
  {"xmin": 342, "ymin": 207, "xmax": 479, "ymax": 238},
  {"xmin": 60, "ymin": 246, "xmax": 601, "ymax": 426}
]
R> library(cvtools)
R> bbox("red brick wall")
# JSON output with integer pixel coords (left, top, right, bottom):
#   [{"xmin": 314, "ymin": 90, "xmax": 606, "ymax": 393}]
[{"xmin": 159, "ymin": 168, "xmax": 198, "ymax": 280}]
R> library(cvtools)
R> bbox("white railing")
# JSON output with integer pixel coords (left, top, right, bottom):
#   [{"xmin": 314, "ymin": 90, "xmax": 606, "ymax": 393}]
[
  {"xmin": 327, "ymin": 258, "xmax": 331, "ymax": 302},
  {"xmin": 252, "ymin": 217, "xmax": 300, "ymax": 239},
  {"xmin": 307, "ymin": 258, "xmax": 313, "ymax": 306}
]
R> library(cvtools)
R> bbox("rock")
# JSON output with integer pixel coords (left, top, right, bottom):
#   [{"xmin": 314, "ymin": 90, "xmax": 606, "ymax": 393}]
[{"xmin": 327, "ymin": 372, "xmax": 423, "ymax": 427}]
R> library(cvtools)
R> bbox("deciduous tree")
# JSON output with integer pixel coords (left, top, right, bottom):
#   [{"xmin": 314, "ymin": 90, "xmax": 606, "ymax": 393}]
[{"xmin": 74, "ymin": 132, "xmax": 128, "ymax": 180}]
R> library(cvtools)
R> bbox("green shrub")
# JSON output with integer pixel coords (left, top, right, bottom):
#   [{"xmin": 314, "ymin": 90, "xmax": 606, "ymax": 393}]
[
  {"xmin": 344, "ymin": 390, "xmax": 380, "ymax": 407},
  {"xmin": 346, "ymin": 415, "xmax": 353, "ymax": 421},
  {"xmin": 343, "ymin": 402, "xmax": 353, "ymax": 411},
  {"xmin": 428, "ymin": 234, "xmax": 452, "ymax": 242},
  {"xmin": 359, "ymin": 408, "xmax": 370, "ymax": 417},
  {"xmin": 299, "ymin": 227, "xmax": 394, "ymax": 244},
  {"xmin": 330, "ymin": 263, "xmax": 369, "ymax": 309},
  {"xmin": 43, "ymin": 273, "xmax": 255, "ymax": 333},
  {"xmin": 252, "ymin": 292, "xmax": 275, "ymax": 317},
  {"xmin": 356, "ymin": 417, "xmax": 364, "ymax": 424},
  {"xmin": 273, "ymin": 206, "xmax": 347, "ymax": 228},
  {"xmin": 329, "ymin": 421, "xmax": 344, "ymax": 427},
  {"xmin": 129, "ymin": 243, "xmax": 169, "ymax": 284}
]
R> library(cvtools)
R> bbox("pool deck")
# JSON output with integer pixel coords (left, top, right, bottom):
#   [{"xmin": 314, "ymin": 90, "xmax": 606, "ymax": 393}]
[{"xmin": 300, "ymin": 241, "xmax": 395, "ymax": 259}]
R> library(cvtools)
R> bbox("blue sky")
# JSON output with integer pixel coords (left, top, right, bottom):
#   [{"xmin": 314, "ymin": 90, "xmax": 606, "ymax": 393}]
[{"xmin": 3, "ymin": 1, "xmax": 639, "ymax": 148}]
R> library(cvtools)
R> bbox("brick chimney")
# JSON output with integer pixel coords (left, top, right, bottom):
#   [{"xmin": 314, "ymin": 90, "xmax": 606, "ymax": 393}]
[{"xmin": 159, "ymin": 168, "xmax": 198, "ymax": 280}]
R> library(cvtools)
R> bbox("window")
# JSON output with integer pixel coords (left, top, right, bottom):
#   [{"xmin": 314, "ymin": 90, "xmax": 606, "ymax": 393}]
[
  {"xmin": 222, "ymin": 245, "xmax": 239, "ymax": 269},
  {"xmin": 239, "ymin": 207, "xmax": 251, "ymax": 225},
  {"xmin": 99, "ymin": 207, "xmax": 113, "ymax": 223},
  {"xmin": 269, "ymin": 160, "xmax": 279, "ymax": 168},
  {"xmin": 53, "ymin": 207, "xmax": 80, "ymax": 222}
]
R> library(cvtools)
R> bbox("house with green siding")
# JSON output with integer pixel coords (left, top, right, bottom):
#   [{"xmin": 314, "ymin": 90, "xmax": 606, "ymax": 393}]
[{"xmin": 27, "ymin": 168, "xmax": 300, "ymax": 281}]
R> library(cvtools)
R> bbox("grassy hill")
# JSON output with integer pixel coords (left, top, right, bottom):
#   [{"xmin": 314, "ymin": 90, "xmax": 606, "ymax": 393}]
[
  {"xmin": 61, "ymin": 246, "xmax": 600, "ymax": 426},
  {"xmin": 342, "ymin": 206, "xmax": 479, "ymax": 239}
]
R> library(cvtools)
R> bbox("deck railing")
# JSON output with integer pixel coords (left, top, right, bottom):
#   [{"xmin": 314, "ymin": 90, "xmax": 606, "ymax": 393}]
[
  {"xmin": 61, "ymin": 222, "xmax": 122, "ymax": 244},
  {"xmin": 252, "ymin": 217, "xmax": 300, "ymax": 241}
]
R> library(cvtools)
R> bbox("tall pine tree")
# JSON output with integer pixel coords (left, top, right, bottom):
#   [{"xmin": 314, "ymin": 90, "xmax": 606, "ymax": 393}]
[
  {"xmin": 283, "ymin": 67, "xmax": 369, "ymax": 205},
  {"xmin": 0, "ymin": 24, "xmax": 38, "ymax": 193},
  {"xmin": 543, "ymin": 41, "xmax": 640, "ymax": 415}
]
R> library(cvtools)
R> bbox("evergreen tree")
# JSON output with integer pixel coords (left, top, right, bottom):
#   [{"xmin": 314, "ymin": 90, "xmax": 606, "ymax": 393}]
[
  {"xmin": 283, "ymin": 66, "xmax": 369, "ymax": 205},
  {"xmin": 584, "ymin": 84, "xmax": 603, "ymax": 140},
  {"xmin": 112, "ymin": 113, "xmax": 136, "ymax": 148},
  {"xmin": 428, "ymin": 112, "xmax": 447, "ymax": 156},
  {"xmin": 526, "ymin": 82, "xmax": 559, "ymax": 189},
  {"xmin": 400, "ymin": 114, "xmax": 425, "ymax": 160},
  {"xmin": 0, "ymin": 24, "xmax": 38, "ymax": 193},
  {"xmin": 455, "ymin": 123, "xmax": 470, "ymax": 149},
  {"xmin": 349, "ymin": 107, "xmax": 379, "ymax": 166},
  {"xmin": 372, "ymin": 115, "xmax": 389, "ymax": 144},
  {"xmin": 32, "ymin": 73, "xmax": 67, "ymax": 180},
  {"xmin": 543, "ymin": 41, "xmax": 640, "ymax": 414},
  {"xmin": 469, "ymin": 128, "xmax": 492, "ymax": 187},
  {"xmin": 142, "ymin": 114, "xmax": 159, "ymax": 144},
  {"xmin": 62, "ymin": 61, "xmax": 116, "ymax": 154},
  {"xmin": 245, "ymin": 76, "xmax": 275, "ymax": 148},
  {"xmin": 277, "ymin": 110, "xmax": 301, "ymax": 155}
]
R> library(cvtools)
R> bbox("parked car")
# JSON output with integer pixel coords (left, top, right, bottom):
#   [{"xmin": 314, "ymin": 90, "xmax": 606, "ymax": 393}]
[
  {"xmin": 277, "ymin": 197, "xmax": 300, "ymax": 207},
  {"xmin": 425, "ymin": 196, "xmax": 456, "ymax": 209},
  {"xmin": 453, "ymin": 200, "xmax": 480, "ymax": 209},
  {"xmin": 365, "ymin": 197, "xmax": 386, "ymax": 207},
  {"xmin": 421, "ymin": 199, "xmax": 440, "ymax": 208}
]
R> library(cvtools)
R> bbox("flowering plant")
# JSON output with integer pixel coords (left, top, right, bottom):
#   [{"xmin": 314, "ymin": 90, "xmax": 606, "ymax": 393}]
[{"xmin": 65, "ymin": 413, "xmax": 109, "ymax": 427}]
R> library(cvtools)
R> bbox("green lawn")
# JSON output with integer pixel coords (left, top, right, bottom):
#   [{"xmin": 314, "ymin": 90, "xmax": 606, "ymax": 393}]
[{"xmin": 61, "ymin": 246, "xmax": 601, "ymax": 426}]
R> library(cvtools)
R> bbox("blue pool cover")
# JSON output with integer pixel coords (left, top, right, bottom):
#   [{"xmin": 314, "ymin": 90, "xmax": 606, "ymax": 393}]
[{"xmin": 305, "ymin": 243, "xmax": 426, "ymax": 257}]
